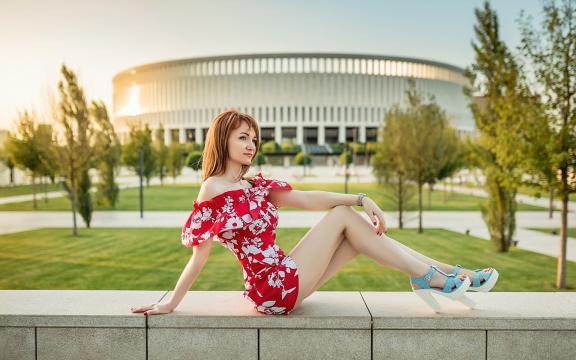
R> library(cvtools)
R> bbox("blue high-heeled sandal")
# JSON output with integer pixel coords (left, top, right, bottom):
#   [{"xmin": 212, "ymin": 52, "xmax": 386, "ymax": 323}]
[
  {"xmin": 452, "ymin": 264, "xmax": 499, "ymax": 292},
  {"xmin": 410, "ymin": 265, "xmax": 475, "ymax": 312}
]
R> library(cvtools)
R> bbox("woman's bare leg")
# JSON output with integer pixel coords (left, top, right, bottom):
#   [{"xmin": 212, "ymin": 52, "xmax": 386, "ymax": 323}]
[
  {"xmin": 288, "ymin": 205, "xmax": 466, "ymax": 309},
  {"xmin": 310, "ymin": 234, "xmax": 359, "ymax": 292}
]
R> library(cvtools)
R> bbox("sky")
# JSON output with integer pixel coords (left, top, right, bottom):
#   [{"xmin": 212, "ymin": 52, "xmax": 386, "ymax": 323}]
[{"xmin": 0, "ymin": 0, "xmax": 544, "ymax": 131}]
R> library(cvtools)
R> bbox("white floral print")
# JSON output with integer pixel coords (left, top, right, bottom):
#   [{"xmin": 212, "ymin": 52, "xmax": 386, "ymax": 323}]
[{"xmin": 180, "ymin": 171, "xmax": 299, "ymax": 315}]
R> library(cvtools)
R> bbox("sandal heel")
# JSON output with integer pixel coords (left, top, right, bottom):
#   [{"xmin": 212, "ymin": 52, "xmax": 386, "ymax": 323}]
[
  {"xmin": 457, "ymin": 294, "xmax": 477, "ymax": 309},
  {"xmin": 413, "ymin": 290, "xmax": 441, "ymax": 313}
]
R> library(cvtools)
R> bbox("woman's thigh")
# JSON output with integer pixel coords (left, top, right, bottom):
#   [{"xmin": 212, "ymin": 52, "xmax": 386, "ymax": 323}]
[{"xmin": 288, "ymin": 205, "xmax": 351, "ymax": 308}]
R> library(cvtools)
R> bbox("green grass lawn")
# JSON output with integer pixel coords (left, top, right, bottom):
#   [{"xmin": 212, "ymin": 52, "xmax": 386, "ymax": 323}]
[
  {"xmin": 0, "ymin": 182, "xmax": 546, "ymax": 211},
  {"xmin": 529, "ymin": 228, "xmax": 576, "ymax": 239},
  {"xmin": 1, "ymin": 227, "xmax": 573, "ymax": 291},
  {"xmin": 0, "ymin": 183, "xmax": 62, "ymax": 198}
]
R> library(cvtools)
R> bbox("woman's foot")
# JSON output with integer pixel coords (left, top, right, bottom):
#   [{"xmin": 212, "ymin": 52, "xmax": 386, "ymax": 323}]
[
  {"xmin": 429, "ymin": 270, "xmax": 468, "ymax": 290},
  {"xmin": 451, "ymin": 264, "xmax": 499, "ymax": 292},
  {"xmin": 410, "ymin": 265, "xmax": 474, "ymax": 312},
  {"xmin": 410, "ymin": 265, "xmax": 468, "ymax": 291}
]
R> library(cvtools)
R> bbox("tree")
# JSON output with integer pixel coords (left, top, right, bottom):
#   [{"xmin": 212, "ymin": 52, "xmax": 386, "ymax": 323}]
[
  {"xmin": 401, "ymin": 83, "xmax": 460, "ymax": 233},
  {"xmin": 372, "ymin": 108, "xmax": 411, "ymax": 229},
  {"xmin": 0, "ymin": 146, "xmax": 15, "ymax": 186},
  {"xmin": 35, "ymin": 123, "xmax": 58, "ymax": 203},
  {"xmin": 464, "ymin": 1, "xmax": 527, "ymax": 252},
  {"xmin": 295, "ymin": 151, "xmax": 312, "ymax": 176},
  {"xmin": 166, "ymin": 142, "xmax": 185, "ymax": 183},
  {"xmin": 155, "ymin": 124, "xmax": 168, "ymax": 185},
  {"xmin": 122, "ymin": 124, "xmax": 156, "ymax": 186},
  {"xmin": 281, "ymin": 139, "xmax": 300, "ymax": 153},
  {"xmin": 91, "ymin": 100, "xmax": 120, "ymax": 207},
  {"xmin": 261, "ymin": 140, "xmax": 280, "ymax": 154},
  {"xmin": 55, "ymin": 64, "xmax": 95, "ymax": 233},
  {"xmin": 426, "ymin": 126, "xmax": 463, "ymax": 209},
  {"xmin": 254, "ymin": 153, "xmax": 266, "ymax": 172},
  {"xmin": 4, "ymin": 111, "xmax": 44, "ymax": 208},
  {"xmin": 186, "ymin": 151, "xmax": 203, "ymax": 182},
  {"xmin": 519, "ymin": 0, "xmax": 576, "ymax": 288}
]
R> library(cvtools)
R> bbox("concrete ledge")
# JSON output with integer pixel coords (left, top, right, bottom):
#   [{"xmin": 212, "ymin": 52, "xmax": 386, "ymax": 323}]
[{"xmin": 1, "ymin": 291, "xmax": 575, "ymax": 360}]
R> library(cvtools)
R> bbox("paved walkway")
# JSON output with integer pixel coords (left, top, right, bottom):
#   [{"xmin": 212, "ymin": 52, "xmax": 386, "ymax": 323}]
[{"xmin": 0, "ymin": 210, "xmax": 574, "ymax": 262}]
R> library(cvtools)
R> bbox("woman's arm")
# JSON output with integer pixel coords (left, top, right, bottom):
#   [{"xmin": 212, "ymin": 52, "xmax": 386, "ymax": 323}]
[
  {"xmin": 165, "ymin": 238, "xmax": 212, "ymax": 310},
  {"xmin": 131, "ymin": 239, "xmax": 212, "ymax": 316},
  {"xmin": 269, "ymin": 189, "xmax": 362, "ymax": 210},
  {"xmin": 270, "ymin": 189, "xmax": 387, "ymax": 235}
]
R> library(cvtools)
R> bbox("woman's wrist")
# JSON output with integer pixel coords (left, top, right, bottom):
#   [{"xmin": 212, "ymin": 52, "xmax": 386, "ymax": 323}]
[{"xmin": 356, "ymin": 193, "xmax": 368, "ymax": 206}]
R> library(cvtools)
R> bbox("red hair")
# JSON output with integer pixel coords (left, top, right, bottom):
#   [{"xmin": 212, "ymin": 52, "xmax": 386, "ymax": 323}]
[{"xmin": 201, "ymin": 109, "xmax": 260, "ymax": 182}]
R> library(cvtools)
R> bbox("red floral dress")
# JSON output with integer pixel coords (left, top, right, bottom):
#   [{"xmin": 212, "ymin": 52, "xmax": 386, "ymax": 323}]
[{"xmin": 181, "ymin": 171, "xmax": 299, "ymax": 315}]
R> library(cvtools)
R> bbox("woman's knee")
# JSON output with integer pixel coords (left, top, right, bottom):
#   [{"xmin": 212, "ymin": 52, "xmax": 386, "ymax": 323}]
[{"xmin": 329, "ymin": 204, "xmax": 353, "ymax": 217}]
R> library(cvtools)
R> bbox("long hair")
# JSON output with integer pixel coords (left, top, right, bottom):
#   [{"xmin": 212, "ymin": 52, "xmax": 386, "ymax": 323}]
[{"xmin": 201, "ymin": 109, "xmax": 260, "ymax": 182}]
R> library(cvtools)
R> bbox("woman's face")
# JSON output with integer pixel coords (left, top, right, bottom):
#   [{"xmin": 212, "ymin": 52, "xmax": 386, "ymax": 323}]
[{"xmin": 228, "ymin": 121, "xmax": 257, "ymax": 166}]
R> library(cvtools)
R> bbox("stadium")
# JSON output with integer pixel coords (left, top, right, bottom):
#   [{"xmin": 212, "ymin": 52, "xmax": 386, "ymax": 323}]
[{"xmin": 112, "ymin": 53, "xmax": 472, "ymax": 155}]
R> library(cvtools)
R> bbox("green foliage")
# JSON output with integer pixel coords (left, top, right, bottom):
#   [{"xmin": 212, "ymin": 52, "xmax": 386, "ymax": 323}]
[
  {"xmin": 254, "ymin": 153, "xmax": 266, "ymax": 166},
  {"xmin": 339, "ymin": 150, "xmax": 353, "ymax": 166},
  {"xmin": 154, "ymin": 124, "xmax": 168, "ymax": 185},
  {"xmin": 464, "ymin": 2, "xmax": 527, "ymax": 252},
  {"xmin": 56, "ymin": 64, "xmax": 95, "ymax": 233},
  {"xmin": 76, "ymin": 169, "xmax": 93, "ymax": 227},
  {"xmin": 518, "ymin": 0, "xmax": 576, "ymax": 288},
  {"xmin": 329, "ymin": 142, "xmax": 345, "ymax": 154},
  {"xmin": 166, "ymin": 143, "xmax": 185, "ymax": 182},
  {"xmin": 373, "ymin": 80, "xmax": 463, "ymax": 232},
  {"xmin": 122, "ymin": 124, "xmax": 157, "ymax": 186},
  {"xmin": 5, "ymin": 111, "xmax": 57, "ymax": 209},
  {"xmin": 281, "ymin": 139, "xmax": 300, "ymax": 153},
  {"xmin": 261, "ymin": 140, "xmax": 280, "ymax": 154},
  {"xmin": 185, "ymin": 151, "xmax": 203, "ymax": 171},
  {"xmin": 295, "ymin": 151, "xmax": 312, "ymax": 166},
  {"xmin": 91, "ymin": 101, "xmax": 120, "ymax": 207}
]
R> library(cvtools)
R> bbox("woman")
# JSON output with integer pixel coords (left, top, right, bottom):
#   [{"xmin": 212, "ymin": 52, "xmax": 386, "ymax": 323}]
[{"xmin": 131, "ymin": 109, "xmax": 498, "ymax": 316}]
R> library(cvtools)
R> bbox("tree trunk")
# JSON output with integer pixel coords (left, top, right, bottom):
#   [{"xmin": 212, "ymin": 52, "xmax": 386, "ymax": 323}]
[
  {"xmin": 398, "ymin": 174, "xmax": 403, "ymax": 230},
  {"xmin": 9, "ymin": 166, "xmax": 14, "ymax": 185},
  {"xmin": 32, "ymin": 175, "xmax": 37, "ymax": 209},
  {"xmin": 418, "ymin": 180, "xmax": 423, "ymax": 233},
  {"xmin": 557, "ymin": 188, "xmax": 568, "ymax": 289},
  {"xmin": 43, "ymin": 176, "xmax": 48, "ymax": 203},
  {"xmin": 427, "ymin": 183, "xmax": 432, "ymax": 210},
  {"xmin": 71, "ymin": 171, "xmax": 78, "ymax": 237},
  {"xmin": 548, "ymin": 186, "xmax": 554, "ymax": 219},
  {"xmin": 443, "ymin": 180, "xmax": 447, "ymax": 204}
]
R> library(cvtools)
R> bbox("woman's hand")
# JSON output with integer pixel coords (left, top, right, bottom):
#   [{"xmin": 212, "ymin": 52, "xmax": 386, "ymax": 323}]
[
  {"xmin": 361, "ymin": 197, "xmax": 387, "ymax": 236},
  {"xmin": 130, "ymin": 302, "xmax": 174, "ymax": 316}
]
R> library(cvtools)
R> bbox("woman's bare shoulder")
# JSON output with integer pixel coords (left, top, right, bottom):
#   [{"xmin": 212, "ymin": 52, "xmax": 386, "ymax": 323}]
[{"xmin": 196, "ymin": 177, "xmax": 225, "ymax": 203}]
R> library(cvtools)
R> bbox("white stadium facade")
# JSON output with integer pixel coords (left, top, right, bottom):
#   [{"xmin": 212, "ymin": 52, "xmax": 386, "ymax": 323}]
[{"xmin": 112, "ymin": 53, "xmax": 473, "ymax": 152}]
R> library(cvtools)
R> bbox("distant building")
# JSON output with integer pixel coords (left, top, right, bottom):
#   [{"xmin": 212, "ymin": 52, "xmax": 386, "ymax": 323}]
[{"xmin": 112, "ymin": 53, "xmax": 473, "ymax": 151}]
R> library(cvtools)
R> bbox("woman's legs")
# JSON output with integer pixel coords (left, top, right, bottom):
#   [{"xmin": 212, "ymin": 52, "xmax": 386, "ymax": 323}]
[{"xmin": 288, "ymin": 205, "xmax": 466, "ymax": 309}]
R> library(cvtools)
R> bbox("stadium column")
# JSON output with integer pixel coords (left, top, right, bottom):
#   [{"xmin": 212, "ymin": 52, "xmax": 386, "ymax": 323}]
[
  {"xmin": 164, "ymin": 127, "xmax": 172, "ymax": 145},
  {"xmin": 195, "ymin": 126, "xmax": 202, "ymax": 144},
  {"xmin": 359, "ymin": 126, "xmax": 366, "ymax": 143},
  {"xmin": 179, "ymin": 128, "xmax": 186, "ymax": 144},
  {"xmin": 338, "ymin": 124, "xmax": 346, "ymax": 143},
  {"xmin": 318, "ymin": 125, "xmax": 325, "ymax": 145},
  {"xmin": 296, "ymin": 125, "xmax": 303, "ymax": 146},
  {"xmin": 275, "ymin": 124, "xmax": 282, "ymax": 145}
]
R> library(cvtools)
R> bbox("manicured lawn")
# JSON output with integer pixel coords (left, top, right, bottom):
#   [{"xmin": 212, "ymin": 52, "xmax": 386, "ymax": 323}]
[
  {"xmin": 529, "ymin": 228, "xmax": 576, "ymax": 239},
  {"xmin": 0, "ymin": 182, "xmax": 546, "ymax": 211},
  {"xmin": 0, "ymin": 183, "xmax": 62, "ymax": 198},
  {"xmin": 0, "ymin": 227, "xmax": 573, "ymax": 291}
]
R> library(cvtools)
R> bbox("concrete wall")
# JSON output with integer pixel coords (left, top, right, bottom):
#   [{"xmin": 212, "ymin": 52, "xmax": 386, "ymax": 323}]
[{"xmin": 1, "ymin": 291, "xmax": 575, "ymax": 360}]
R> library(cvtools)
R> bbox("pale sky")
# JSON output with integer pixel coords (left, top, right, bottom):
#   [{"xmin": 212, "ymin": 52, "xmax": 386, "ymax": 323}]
[{"xmin": 0, "ymin": 0, "xmax": 543, "ymax": 131}]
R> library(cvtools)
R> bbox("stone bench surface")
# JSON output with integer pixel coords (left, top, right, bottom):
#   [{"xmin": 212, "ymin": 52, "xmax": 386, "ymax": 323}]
[{"xmin": 1, "ymin": 290, "xmax": 575, "ymax": 330}]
